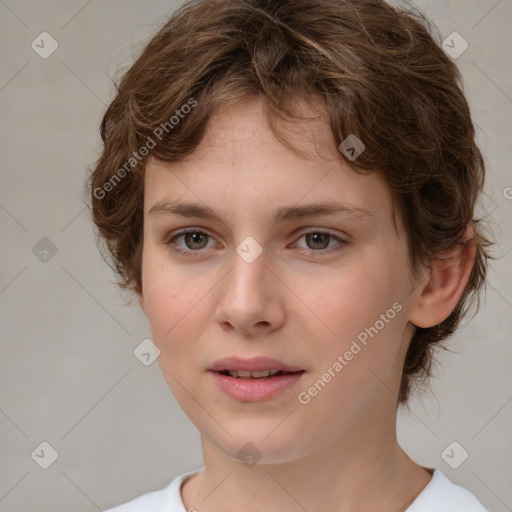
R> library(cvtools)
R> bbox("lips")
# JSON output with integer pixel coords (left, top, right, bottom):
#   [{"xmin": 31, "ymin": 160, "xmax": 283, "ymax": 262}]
[
  {"xmin": 209, "ymin": 356, "xmax": 304, "ymax": 374},
  {"xmin": 208, "ymin": 356, "xmax": 305, "ymax": 400},
  {"xmin": 209, "ymin": 359, "xmax": 305, "ymax": 402}
]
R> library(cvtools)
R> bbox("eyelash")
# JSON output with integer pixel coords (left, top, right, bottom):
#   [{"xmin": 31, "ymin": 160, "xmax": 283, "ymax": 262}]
[{"xmin": 164, "ymin": 227, "xmax": 349, "ymax": 258}]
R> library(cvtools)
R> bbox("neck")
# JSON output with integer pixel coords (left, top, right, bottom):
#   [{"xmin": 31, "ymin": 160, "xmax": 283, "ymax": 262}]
[{"xmin": 181, "ymin": 407, "xmax": 432, "ymax": 512}]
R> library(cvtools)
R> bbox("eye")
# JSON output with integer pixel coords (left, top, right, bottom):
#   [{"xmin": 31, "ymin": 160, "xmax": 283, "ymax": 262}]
[
  {"xmin": 165, "ymin": 228, "xmax": 217, "ymax": 257},
  {"xmin": 293, "ymin": 229, "xmax": 348, "ymax": 253},
  {"xmin": 165, "ymin": 227, "xmax": 349, "ymax": 258}
]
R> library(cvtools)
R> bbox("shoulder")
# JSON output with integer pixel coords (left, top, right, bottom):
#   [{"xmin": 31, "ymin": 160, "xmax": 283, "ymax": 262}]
[
  {"xmin": 407, "ymin": 469, "xmax": 488, "ymax": 512},
  {"xmin": 102, "ymin": 470, "xmax": 199, "ymax": 512}
]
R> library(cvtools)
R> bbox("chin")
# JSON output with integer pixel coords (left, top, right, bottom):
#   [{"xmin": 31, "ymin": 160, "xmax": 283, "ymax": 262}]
[{"xmin": 204, "ymin": 423, "xmax": 309, "ymax": 467}]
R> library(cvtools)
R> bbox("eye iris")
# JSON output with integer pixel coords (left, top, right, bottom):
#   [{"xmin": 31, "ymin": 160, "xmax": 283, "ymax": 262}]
[
  {"xmin": 306, "ymin": 233, "xmax": 330, "ymax": 250},
  {"xmin": 185, "ymin": 232, "xmax": 208, "ymax": 250}
]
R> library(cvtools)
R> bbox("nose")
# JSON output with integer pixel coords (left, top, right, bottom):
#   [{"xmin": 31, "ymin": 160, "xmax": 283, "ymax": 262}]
[{"xmin": 215, "ymin": 245, "xmax": 285, "ymax": 337}]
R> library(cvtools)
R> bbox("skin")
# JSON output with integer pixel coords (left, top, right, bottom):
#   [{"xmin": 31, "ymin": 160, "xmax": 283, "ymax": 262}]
[{"xmin": 138, "ymin": 96, "xmax": 475, "ymax": 512}]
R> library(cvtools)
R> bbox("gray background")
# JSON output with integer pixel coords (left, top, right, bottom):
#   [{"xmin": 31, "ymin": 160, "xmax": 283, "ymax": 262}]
[{"xmin": 0, "ymin": 0, "xmax": 510, "ymax": 511}]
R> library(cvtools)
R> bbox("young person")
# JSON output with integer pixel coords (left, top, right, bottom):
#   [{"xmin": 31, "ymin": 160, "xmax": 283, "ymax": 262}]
[{"xmin": 89, "ymin": 1, "xmax": 494, "ymax": 510}]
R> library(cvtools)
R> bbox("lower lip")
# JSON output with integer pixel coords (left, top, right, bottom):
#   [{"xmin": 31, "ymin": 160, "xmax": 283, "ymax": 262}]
[{"xmin": 209, "ymin": 371, "xmax": 305, "ymax": 402}]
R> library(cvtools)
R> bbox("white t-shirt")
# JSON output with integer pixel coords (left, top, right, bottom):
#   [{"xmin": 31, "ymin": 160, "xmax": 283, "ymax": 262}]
[{"xmin": 103, "ymin": 468, "xmax": 488, "ymax": 512}]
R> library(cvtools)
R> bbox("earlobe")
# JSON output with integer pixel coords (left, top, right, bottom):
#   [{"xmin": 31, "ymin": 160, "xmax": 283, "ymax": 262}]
[{"xmin": 409, "ymin": 230, "xmax": 476, "ymax": 329}]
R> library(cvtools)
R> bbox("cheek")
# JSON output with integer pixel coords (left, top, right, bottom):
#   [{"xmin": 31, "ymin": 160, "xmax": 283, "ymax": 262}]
[
  {"xmin": 308, "ymin": 257, "xmax": 408, "ymax": 379},
  {"xmin": 142, "ymin": 248, "xmax": 191, "ymax": 329},
  {"xmin": 310, "ymin": 262, "xmax": 400, "ymax": 336},
  {"xmin": 296, "ymin": 295, "xmax": 408, "ymax": 435},
  {"xmin": 141, "ymin": 252, "xmax": 214, "ymax": 360}
]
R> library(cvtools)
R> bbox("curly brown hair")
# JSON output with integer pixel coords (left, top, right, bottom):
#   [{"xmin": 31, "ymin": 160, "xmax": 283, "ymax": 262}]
[{"xmin": 87, "ymin": 0, "xmax": 494, "ymax": 404}]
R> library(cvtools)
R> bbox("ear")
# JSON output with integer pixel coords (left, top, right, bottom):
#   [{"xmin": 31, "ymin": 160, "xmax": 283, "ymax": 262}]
[{"xmin": 409, "ymin": 226, "xmax": 476, "ymax": 328}]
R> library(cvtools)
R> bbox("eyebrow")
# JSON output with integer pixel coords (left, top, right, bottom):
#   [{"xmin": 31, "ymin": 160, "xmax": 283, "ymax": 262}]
[{"xmin": 148, "ymin": 200, "xmax": 374, "ymax": 226}]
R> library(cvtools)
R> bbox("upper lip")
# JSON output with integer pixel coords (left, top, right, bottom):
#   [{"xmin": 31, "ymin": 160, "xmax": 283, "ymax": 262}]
[{"xmin": 209, "ymin": 356, "xmax": 304, "ymax": 373}]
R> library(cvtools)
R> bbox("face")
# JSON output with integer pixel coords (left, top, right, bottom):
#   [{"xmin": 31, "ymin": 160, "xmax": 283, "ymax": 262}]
[{"xmin": 139, "ymin": 96, "xmax": 426, "ymax": 465}]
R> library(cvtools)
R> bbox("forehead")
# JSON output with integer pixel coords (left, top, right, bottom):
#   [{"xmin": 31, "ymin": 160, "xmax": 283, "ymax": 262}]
[
  {"xmin": 144, "ymin": 96, "xmax": 400, "ymax": 234},
  {"xmin": 184, "ymin": 95, "xmax": 338, "ymax": 164}
]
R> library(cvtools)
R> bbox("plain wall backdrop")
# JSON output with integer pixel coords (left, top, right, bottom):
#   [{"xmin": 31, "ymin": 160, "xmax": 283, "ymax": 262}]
[{"xmin": 0, "ymin": 0, "xmax": 511, "ymax": 511}]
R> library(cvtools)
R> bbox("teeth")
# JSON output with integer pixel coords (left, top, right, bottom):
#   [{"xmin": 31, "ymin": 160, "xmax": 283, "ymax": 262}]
[
  {"xmin": 226, "ymin": 369, "xmax": 282, "ymax": 379},
  {"xmin": 250, "ymin": 370, "xmax": 271, "ymax": 378}
]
